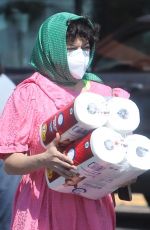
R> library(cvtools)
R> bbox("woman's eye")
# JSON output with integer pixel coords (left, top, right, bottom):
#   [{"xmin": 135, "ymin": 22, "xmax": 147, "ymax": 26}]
[{"xmin": 67, "ymin": 47, "xmax": 77, "ymax": 51}]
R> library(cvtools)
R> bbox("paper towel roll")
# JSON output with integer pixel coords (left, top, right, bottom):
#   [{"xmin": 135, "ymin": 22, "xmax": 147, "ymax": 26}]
[
  {"xmin": 106, "ymin": 97, "xmax": 140, "ymax": 133},
  {"xmin": 125, "ymin": 134, "xmax": 150, "ymax": 170},
  {"xmin": 40, "ymin": 92, "xmax": 107, "ymax": 148},
  {"xmin": 90, "ymin": 127, "xmax": 126, "ymax": 164}
]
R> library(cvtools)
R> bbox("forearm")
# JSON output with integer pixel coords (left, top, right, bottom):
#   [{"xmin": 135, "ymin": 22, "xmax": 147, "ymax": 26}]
[
  {"xmin": 4, "ymin": 152, "xmax": 45, "ymax": 175},
  {"xmin": 3, "ymin": 145, "xmax": 76, "ymax": 177}
]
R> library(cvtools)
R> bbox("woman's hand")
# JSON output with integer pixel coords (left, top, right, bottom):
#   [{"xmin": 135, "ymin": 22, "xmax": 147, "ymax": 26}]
[
  {"xmin": 4, "ymin": 133, "xmax": 77, "ymax": 176},
  {"xmin": 41, "ymin": 133, "xmax": 77, "ymax": 178}
]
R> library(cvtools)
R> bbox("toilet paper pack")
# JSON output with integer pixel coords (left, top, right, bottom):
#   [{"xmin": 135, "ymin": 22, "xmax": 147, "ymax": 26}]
[
  {"xmin": 45, "ymin": 127, "xmax": 150, "ymax": 200},
  {"xmin": 40, "ymin": 92, "xmax": 107, "ymax": 148},
  {"xmin": 45, "ymin": 127, "xmax": 128, "ymax": 199}
]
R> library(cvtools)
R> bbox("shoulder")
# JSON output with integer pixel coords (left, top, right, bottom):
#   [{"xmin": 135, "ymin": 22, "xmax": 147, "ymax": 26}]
[
  {"xmin": 84, "ymin": 80, "xmax": 112, "ymax": 97},
  {"xmin": 13, "ymin": 72, "xmax": 49, "ymax": 99},
  {"xmin": 112, "ymin": 88, "xmax": 130, "ymax": 98},
  {"xmin": 11, "ymin": 72, "xmax": 69, "ymax": 109},
  {"xmin": 16, "ymin": 72, "xmax": 59, "ymax": 94}
]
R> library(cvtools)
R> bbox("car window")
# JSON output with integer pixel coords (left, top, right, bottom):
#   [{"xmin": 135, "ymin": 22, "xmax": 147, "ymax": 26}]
[{"xmin": 94, "ymin": 28, "xmax": 150, "ymax": 72}]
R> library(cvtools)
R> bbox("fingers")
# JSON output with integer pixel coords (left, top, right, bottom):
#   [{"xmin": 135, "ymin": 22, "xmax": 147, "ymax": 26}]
[
  {"xmin": 45, "ymin": 134, "xmax": 77, "ymax": 174},
  {"xmin": 48, "ymin": 132, "xmax": 60, "ymax": 148},
  {"xmin": 57, "ymin": 151, "xmax": 74, "ymax": 164},
  {"xmin": 45, "ymin": 147, "xmax": 77, "ymax": 170},
  {"xmin": 51, "ymin": 165, "xmax": 76, "ymax": 178},
  {"xmin": 47, "ymin": 145, "xmax": 75, "ymax": 166},
  {"xmin": 50, "ymin": 136, "xmax": 59, "ymax": 148},
  {"xmin": 54, "ymin": 153, "xmax": 77, "ymax": 170},
  {"xmin": 55, "ymin": 132, "xmax": 61, "ymax": 145}
]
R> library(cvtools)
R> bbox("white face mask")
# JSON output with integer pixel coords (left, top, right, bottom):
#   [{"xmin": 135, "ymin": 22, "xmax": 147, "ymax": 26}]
[{"xmin": 67, "ymin": 48, "xmax": 90, "ymax": 80}]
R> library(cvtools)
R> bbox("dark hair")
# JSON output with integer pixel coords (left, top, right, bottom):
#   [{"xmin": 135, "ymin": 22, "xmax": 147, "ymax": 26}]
[{"xmin": 66, "ymin": 18, "xmax": 100, "ymax": 49}]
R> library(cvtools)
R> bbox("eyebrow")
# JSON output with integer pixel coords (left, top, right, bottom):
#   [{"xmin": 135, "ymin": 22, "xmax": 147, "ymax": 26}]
[
  {"xmin": 67, "ymin": 42, "xmax": 90, "ymax": 47},
  {"xmin": 67, "ymin": 44, "xmax": 77, "ymax": 47}
]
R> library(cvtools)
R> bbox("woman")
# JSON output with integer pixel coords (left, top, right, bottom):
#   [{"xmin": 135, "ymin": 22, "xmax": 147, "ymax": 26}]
[{"xmin": 0, "ymin": 12, "xmax": 123, "ymax": 230}]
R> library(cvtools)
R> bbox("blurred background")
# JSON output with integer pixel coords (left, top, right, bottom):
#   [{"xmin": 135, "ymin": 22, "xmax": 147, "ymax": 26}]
[
  {"xmin": 0, "ymin": 0, "xmax": 149, "ymax": 68},
  {"xmin": 0, "ymin": 0, "xmax": 150, "ymax": 229}
]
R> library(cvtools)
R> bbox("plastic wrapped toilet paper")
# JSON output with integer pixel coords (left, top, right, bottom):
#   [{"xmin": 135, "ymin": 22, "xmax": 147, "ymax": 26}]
[
  {"xmin": 125, "ymin": 134, "xmax": 150, "ymax": 170},
  {"xmin": 74, "ymin": 92, "xmax": 107, "ymax": 129},
  {"xmin": 105, "ymin": 134, "xmax": 150, "ymax": 191},
  {"xmin": 45, "ymin": 127, "xmax": 128, "ymax": 199},
  {"xmin": 106, "ymin": 97, "xmax": 140, "ymax": 134},
  {"xmin": 90, "ymin": 126, "xmax": 126, "ymax": 164},
  {"xmin": 40, "ymin": 92, "xmax": 107, "ymax": 148}
]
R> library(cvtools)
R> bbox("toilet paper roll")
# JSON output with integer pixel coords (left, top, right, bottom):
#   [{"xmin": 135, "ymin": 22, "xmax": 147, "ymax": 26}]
[
  {"xmin": 90, "ymin": 126, "xmax": 126, "ymax": 164},
  {"xmin": 40, "ymin": 92, "xmax": 107, "ymax": 148},
  {"xmin": 125, "ymin": 134, "xmax": 150, "ymax": 170},
  {"xmin": 73, "ymin": 92, "xmax": 107, "ymax": 129},
  {"xmin": 45, "ymin": 127, "xmax": 126, "ymax": 198},
  {"xmin": 106, "ymin": 97, "xmax": 140, "ymax": 133}
]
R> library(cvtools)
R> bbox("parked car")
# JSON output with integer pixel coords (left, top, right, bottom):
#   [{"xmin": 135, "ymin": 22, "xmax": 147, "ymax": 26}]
[{"xmin": 92, "ymin": 15, "xmax": 150, "ymax": 204}]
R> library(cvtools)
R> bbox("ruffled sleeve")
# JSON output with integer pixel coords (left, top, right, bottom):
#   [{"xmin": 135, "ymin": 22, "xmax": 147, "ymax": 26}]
[
  {"xmin": 0, "ymin": 82, "xmax": 37, "ymax": 158},
  {"xmin": 112, "ymin": 87, "xmax": 130, "ymax": 98}
]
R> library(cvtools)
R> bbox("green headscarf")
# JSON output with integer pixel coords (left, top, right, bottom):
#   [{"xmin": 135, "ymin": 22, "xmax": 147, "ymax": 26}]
[{"xmin": 30, "ymin": 12, "xmax": 102, "ymax": 85}]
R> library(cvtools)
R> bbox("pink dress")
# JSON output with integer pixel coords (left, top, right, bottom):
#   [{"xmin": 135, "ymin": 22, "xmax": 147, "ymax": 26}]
[{"xmin": 0, "ymin": 72, "xmax": 129, "ymax": 230}]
